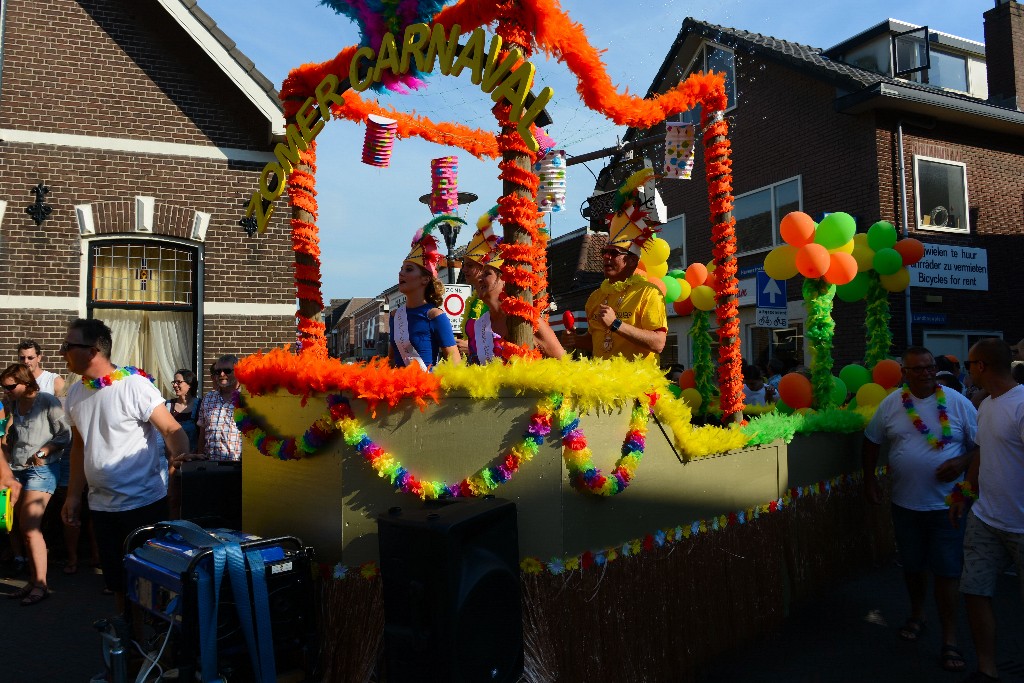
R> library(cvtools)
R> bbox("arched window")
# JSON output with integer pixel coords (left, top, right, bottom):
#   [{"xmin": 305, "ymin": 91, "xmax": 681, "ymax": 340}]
[{"xmin": 88, "ymin": 239, "xmax": 198, "ymax": 395}]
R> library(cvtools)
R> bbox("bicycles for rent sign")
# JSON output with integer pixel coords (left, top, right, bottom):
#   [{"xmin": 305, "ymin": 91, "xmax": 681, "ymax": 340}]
[{"xmin": 908, "ymin": 243, "xmax": 989, "ymax": 291}]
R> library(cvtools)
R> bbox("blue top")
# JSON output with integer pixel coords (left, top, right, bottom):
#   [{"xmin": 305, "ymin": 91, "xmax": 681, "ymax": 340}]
[{"xmin": 389, "ymin": 303, "xmax": 456, "ymax": 368}]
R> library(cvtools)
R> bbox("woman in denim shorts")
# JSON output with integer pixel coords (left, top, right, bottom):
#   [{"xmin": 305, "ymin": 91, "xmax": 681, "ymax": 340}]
[{"xmin": 1, "ymin": 364, "xmax": 71, "ymax": 606}]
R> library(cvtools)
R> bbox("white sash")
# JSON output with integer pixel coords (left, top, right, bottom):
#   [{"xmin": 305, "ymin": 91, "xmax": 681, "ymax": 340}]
[
  {"xmin": 475, "ymin": 311, "xmax": 496, "ymax": 364},
  {"xmin": 393, "ymin": 306, "xmax": 428, "ymax": 370}
]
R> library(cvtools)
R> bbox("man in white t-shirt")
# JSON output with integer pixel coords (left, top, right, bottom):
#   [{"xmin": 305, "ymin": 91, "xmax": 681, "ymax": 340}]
[
  {"xmin": 17, "ymin": 339, "xmax": 65, "ymax": 396},
  {"xmin": 59, "ymin": 318, "xmax": 188, "ymax": 607},
  {"xmin": 863, "ymin": 346, "xmax": 978, "ymax": 672},
  {"xmin": 951, "ymin": 338, "xmax": 1024, "ymax": 683}
]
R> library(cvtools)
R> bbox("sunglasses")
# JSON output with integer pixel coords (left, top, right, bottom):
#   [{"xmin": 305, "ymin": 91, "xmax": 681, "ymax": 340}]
[
  {"xmin": 1, "ymin": 383, "xmax": 19, "ymax": 391},
  {"xmin": 211, "ymin": 368, "xmax": 234, "ymax": 376},
  {"xmin": 601, "ymin": 248, "xmax": 629, "ymax": 258},
  {"xmin": 60, "ymin": 341, "xmax": 94, "ymax": 352}
]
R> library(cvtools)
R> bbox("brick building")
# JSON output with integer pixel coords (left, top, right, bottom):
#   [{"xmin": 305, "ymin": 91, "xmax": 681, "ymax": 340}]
[
  {"xmin": 592, "ymin": 2, "xmax": 1024, "ymax": 369},
  {"xmin": 0, "ymin": 0, "xmax": 294, "ymax": 395}
]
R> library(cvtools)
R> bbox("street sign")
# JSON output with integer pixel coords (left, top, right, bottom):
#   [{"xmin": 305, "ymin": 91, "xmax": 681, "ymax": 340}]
[
  {"xmin": 755, "ymin": 270, "xmax": 786, "ymax": 308},
  {"xmin": 756, "ymin": 308, "xmax": 789, "ymax": 328},
  {"xmin": 443, "ymin": 284, "xmax": 472, "ymax": 334}
]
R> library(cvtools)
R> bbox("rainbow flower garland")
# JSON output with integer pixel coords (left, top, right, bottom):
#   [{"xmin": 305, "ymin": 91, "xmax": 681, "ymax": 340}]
[
  {"xmin": 233, "ymin": 393, "xmax": 346, "ymax": 460},
  {"xmin": 901, "ymin": 384, "xmax": 952, "ymax": 449},
  {"xmin": 558, "ymin": 394, "xmax": 651, "ymax": 496},
  {"xmin": 334, "ymin": 395, "xmax": 555, "ymax": 499},
  {"xmin": 323, "ymin": 466, "xmax": 890, "ymax": 580},
  {"xmin": 83, "ymin": 366, "xmax": 154, "ymax": 390}
]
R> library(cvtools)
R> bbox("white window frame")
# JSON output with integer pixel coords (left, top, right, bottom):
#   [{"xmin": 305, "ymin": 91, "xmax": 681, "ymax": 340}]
[
  {"xmin": 913, "ymin": 155, "xmax": 970, "ymax": 234},
  {"xmin": 734, "ymin": 175, "xmax": 804, "ymax": 258}
]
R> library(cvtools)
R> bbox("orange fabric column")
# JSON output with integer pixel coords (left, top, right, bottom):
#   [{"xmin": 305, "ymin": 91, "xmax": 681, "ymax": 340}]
[
  {"xmin": 288, "ymin": 141, "xmax": 328, "ymax": 359},
  {"xmin": 702, "ymin": 103, "xmax": 743, "ymax": 420}
]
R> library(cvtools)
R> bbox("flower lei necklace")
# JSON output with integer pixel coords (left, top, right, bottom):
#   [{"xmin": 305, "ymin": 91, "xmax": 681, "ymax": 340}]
[
  {"xmin": 557, "ymin": 393, "xmax": 651, "ymax": 496},
  {"xmin": 83, "ymin": 366, "xmax": 155, "ymax": 390},
  {"xmin": 901, "ymin": 384, "xmax": 952, "ymax": 449},
  {"xmin": 233, "ymin": 393, "xmax": 342, "ymax": 460}
]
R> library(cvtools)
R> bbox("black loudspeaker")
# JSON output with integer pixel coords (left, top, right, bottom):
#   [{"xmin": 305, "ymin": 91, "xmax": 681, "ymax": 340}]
[
  {"xmin": 179, "ymin": 460, "xmax": 242, "ymax": 530},
  {"xmin": 377, "ymin": 497, "xmax": 523, "ymax": 683}
]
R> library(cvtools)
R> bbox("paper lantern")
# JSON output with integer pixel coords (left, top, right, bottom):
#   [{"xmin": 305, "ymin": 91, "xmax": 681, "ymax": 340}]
[
  {"xmin": 664, "ymin": 123, "xmax": 696, "ymax": 179},
  {"xmin": 535, "ymin": 149, "xmax": 567, "ymax": 213},
  {"xmin": 362, "ymin": 114, "xmax": 398, "ymax": 168},
  {"xmin": 430, "ymin": 156, "xmax": 459, "ymax": 215}
]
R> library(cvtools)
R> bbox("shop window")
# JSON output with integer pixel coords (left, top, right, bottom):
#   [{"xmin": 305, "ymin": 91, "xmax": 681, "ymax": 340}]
[
  {"xmin": 88, "ymin": 240, "xmax": 197, "ymax": 395},
  {"xmin": 914, "ymin": 156, "xmax": 969, "ymax": 233},
  {"xmin": 735, "ymin": 176, "xmax": 802, "ymax": 255}
]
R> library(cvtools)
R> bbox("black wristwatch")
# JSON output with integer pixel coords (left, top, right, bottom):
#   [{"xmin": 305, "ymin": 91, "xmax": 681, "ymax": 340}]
[{"xmin": 609, "ymin": 318, "xmax": 623, "ymax": 332}]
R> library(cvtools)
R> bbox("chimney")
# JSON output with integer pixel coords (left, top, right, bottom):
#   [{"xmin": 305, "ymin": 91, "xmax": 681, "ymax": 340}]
[{"xmin": 984, "ymin": 0, "xmax": 1024, "ymax": 110}]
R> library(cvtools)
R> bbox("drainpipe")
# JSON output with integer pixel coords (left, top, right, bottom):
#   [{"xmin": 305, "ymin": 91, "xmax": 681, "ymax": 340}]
[{"xmin": 896, "ymin": 120, "xmax": 913, "ymax": 347}]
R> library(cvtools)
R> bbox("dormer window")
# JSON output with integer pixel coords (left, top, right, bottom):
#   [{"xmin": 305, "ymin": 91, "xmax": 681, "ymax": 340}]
[
  {"xmin": 674, "ymin": 42, "xmax": 736, "ymax": 126},
  {"xmin": 893, "ymin": 27, "xmax": 970, "ymax": 93}
]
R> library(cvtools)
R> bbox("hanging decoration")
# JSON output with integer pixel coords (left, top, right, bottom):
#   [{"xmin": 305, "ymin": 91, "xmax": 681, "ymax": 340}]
[
  {"xmin": 664, "ymin": 122, "xmax": 696, "ymax": 179},
  {"xmin": 558, "ymin": 394, "xmax": 651, "ymax": 496},
  {"xmin": 535, "ymin": 149, "xmax": 567, "ymax": 213},
  {"xmin": 361, "ymin": 114, "xmax": 398, "ymax": 167},
  {"xmin": 429, "ymin": 156, "xmax": 459, "ymax": 215}
]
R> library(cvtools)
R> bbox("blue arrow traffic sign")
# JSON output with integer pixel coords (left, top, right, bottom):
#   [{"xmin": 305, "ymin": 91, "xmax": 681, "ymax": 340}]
[{"xmin": 756, "ymin": 270, "xmax": 786, "ymax": 308}]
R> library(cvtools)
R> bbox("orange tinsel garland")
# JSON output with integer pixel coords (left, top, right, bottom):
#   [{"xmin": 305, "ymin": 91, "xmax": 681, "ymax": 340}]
[
  {"xmin": 289, "ymin": 144, "xmax": 326, "ymax": 354},
  {"xmin": 280, "ymin": 0, "xmax": 726, "ymax": 159},
  {"xmin": 236, "ymin": 349, "xmax": 440, "ymax": 415}
]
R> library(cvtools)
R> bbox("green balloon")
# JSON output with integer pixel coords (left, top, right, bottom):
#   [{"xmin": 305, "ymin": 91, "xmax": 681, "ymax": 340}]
[
  {"xmin": 662, "ymin": 275, "xmax": 682, "ymax": 303},
  {"xmin": 814, "ymin": 212, "xmax": 856, "ymax": 249},
  {"xmin": 836, "ymin": 272, "xmax": 870, "ymax": 302},
  {"xmin": 668, "ymin": 384, "xmax": 682, "ymax": 399},
  {"xmin": 829, "ymin": 376, "xmax": 849, "ymax": 405},
  {"xmin": 839, "ymin": 364, "xmax": 871, "ymax": 393},
  {"xmin": 873, "ymin": 247, "xmax": 903, "ymax": 275},
  {"xmin": 847, "ymin": 397, "xmax": 858, "ymax": 410},
  {"xmin": 667, "ymin": 269, "xmax": 686, "ymax": 279},
  {"xmin": 867, "ymin": 221, "xmax": 898, "ymax": 251},
  {"xmin": 776, "ymin": 399, "xmax": 794, "ymax": 415}
]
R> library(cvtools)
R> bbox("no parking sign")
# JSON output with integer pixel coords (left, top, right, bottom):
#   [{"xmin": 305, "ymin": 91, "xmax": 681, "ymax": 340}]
[{"xmin": 443, "ymin": 285, "xmax": 472, "ymax": 334}]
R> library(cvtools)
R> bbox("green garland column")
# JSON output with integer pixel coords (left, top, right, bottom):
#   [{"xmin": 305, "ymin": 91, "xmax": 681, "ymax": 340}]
[
  {"xmin": 690, "ymin": 309, "xmax": 715, "ymax": 413},
  {"xmin": 803, "ymin": 278, "xmax": 837, "ymax": 408},
  {"xmin": 863, "ymin": 271, "xmax": 893, "ymax": 368}
]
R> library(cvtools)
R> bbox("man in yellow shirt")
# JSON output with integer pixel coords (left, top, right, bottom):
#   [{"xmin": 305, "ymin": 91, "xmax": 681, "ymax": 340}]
[{"xmin": 570, "ymin": 210, "xmax": 667, "ymax": 360}]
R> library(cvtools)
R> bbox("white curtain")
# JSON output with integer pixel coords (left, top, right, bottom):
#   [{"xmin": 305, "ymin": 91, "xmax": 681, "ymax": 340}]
[
  {"xmin": 147, "ymin": 311, "xmax": 193, "ymax": 397},
  {"xmin": 97, "ymin": 309, "xmax": 144, "ymax": 369}
]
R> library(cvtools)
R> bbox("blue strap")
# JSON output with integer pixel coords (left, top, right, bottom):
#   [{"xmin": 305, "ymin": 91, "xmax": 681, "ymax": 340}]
[
  {"xmin": 246, "ymin": 549, "xmax": 277, "ymax": 682},
  {"xmin": 159, "ymin": 521, "xmax": 228, "ymax": 683},
  {"xmin": 224, "ymin": 542, "xmax": 265, "ymax": 681}
]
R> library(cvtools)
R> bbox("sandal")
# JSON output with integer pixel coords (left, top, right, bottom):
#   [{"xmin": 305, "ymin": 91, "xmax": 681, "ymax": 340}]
[
  {"xmin": 899, "ymin": 617, "xmax": 927, "ymax": 641},
  {"xmin": 940, "ymin": 644, "xmax": 966, "ymax": 672},
  {"xmin": 63, "ymin": 562, "xmax": 79, "ymax": 575},
  {"xmin": 20, "ymin": 584, "xmax": 48, "ymax": 606}
]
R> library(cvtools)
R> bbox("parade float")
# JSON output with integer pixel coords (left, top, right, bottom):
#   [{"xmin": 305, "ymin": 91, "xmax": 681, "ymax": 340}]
[{"xmin": 231, "ymin": 1, "xmax": 901, "ymax": 680}]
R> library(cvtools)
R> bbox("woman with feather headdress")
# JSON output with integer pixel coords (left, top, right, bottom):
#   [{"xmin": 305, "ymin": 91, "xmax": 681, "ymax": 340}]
[{"xmin": 389, "ymin": 216, "xmax": 463, "ymax": 369}]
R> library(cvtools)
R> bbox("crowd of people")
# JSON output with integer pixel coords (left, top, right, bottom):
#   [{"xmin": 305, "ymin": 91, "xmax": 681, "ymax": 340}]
[{"xmin": 0, "ymin": 325, "xmax": 243, "ymax": 610}]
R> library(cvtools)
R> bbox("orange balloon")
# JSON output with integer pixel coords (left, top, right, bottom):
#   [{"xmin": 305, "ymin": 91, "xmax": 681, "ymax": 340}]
[
  {"xmin": 635, "ymin": 259, "xmax": 647, "ymax": 273},
  {"xmin": 780, "ymin": 211, "xmax": 817, "ymax": 247},
  {"xmin": 894, "ymin": 238, "xmax": 925, "ymax": 266},
  {"xmin": 703, "ymin": 270, "xmax": 718, "ymax": 291},
  {"xmin": 648, "ymin": 274, "xmax": 667, "ymax": 295},
  {"xmin": 872, "ymin": 359, "xmax": 903, "ymax": 389},
  {"xmin": 685, "ymin": 263, "xmax": 708, "ymax": 288},
  {"xmin": 795, "ymin": 243, "xmax": 831, "ymax": 279},
  {"xmin": 778, "ymin": 372, "xmax": 813, "ymax": 410},
  {"xmin": 824, "ymin": 252, "xmax": 858, "ymax": 285},
  {"xmin": 678, "ymin": 369, "xmax": 696, "ymax": 390}
]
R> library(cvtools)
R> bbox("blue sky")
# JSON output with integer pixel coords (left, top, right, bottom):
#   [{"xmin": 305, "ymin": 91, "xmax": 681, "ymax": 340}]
[{"xmin": 198, "ymin": 0, "xmax": 993, "ymax": 300}]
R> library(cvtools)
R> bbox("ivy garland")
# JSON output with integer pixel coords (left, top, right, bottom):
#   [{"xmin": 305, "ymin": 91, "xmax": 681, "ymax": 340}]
[
  {"xmin": 690, "ymin": 309, "xmax": 715, "ymax": 413},
  {"xmin": 863, "ymin": 272, "xmax": 893, "ymax": 368},
  {"xmin": 803, "ymin": 277, "xmax": 837, "ymax": 409}
]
